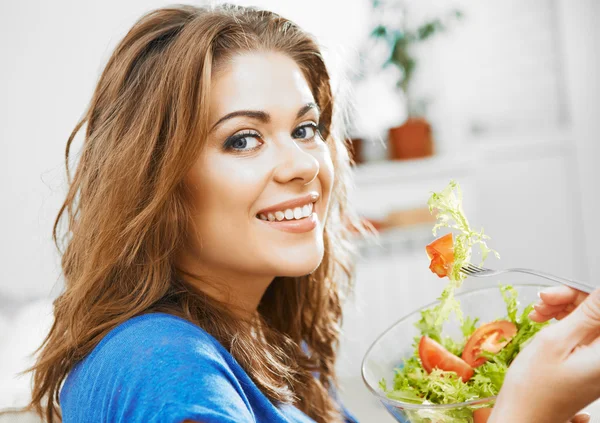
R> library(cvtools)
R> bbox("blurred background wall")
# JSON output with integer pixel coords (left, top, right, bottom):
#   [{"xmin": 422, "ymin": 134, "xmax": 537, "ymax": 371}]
[{"xmin": 1, "ymin": 0, "xmax": 599, "ymax": 420}]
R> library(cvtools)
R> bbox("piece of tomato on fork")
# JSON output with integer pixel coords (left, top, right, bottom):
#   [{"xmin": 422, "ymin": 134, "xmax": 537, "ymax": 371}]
[{"xmin": 426, "ymin": 233, "xmax": 454, "ymax": 278}]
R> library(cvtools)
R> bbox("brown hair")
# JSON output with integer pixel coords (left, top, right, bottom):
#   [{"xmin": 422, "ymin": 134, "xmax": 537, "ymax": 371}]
[{"xmin": 29, "ymin": 4, "xmax": 361, "ymax": 423}]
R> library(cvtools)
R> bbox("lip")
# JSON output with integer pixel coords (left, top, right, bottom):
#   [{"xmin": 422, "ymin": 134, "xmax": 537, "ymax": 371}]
[
  {"xmin": 256, "ymin": 192, "xmax": 319, "ymax": 216},
  {"xmin": 258, "ymin": 212, "xmax": 318, "ymax": 234}
]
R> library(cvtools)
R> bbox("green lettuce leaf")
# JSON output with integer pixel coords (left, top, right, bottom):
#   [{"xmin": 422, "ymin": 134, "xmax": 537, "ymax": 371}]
[{"xmin": 426, "ymin": 180, "xmax": 499, "ymax": 325}]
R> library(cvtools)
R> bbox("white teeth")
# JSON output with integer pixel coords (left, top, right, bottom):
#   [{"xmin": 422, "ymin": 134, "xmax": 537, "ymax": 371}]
[
  {"xmin": 302, "ymin": 204, "xmax": 311, "ymax": 217},
  {"xmin": 259, "ymin": 202, "xmax": 315, "ymax": 221}
]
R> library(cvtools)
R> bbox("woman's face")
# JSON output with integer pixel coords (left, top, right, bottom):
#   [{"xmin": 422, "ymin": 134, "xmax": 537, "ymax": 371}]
[{"xmin": 181, "ymin": 51, "xmax": 334, "ymax": 299}]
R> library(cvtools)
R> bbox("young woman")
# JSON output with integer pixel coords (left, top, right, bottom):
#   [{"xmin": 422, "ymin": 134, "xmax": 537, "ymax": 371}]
[{"xmin": 28, "ymin": 4, "xmax": 600, "ymax": 423}]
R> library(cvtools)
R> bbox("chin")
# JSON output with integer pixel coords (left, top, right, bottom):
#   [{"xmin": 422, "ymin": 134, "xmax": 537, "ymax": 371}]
[
  {"xmin": 279, "ymin": 263, "xmax": 321, "ymax": 277},
  {"xmin": 269, "ymin": 246, "xmax": 324, "ymax": 277}
]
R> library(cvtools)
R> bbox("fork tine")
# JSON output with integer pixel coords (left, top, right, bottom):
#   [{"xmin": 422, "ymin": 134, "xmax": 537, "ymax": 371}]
[
  {"xmin": 464, "ymin": 262, "xmax": 494, "ymax": 273},
  {"xmin": 460, "ymin": 264, "xmax": 476, "ymax": 275},
  {"xmin": 462, "ymin": 263, "xmax": 475, "ymax": 273},
  {"xmin": 460, "ymin": 263, "xmax": 485, "ymax": 275},
  {"xmin": 467, "ymin": 263, "xmax": 482, "ymax": 272}
]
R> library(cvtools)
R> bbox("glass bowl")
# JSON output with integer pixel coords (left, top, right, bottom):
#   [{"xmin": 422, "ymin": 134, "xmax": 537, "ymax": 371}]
[{"xmin": 361, "ymin": 283, "xmax": 550, "ymax": 423}]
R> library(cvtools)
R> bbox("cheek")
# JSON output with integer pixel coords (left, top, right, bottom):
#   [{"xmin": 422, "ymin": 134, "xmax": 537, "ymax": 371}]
[
  {"xmin": 186, "ymin": 157, "xmax": 267, "ymax": 245},
  {"xmin": 191, "ymin": 157, "xmax": 264, "ymax": 212},
  {"xmin": 318, "ymin": 147, "xmax": 335, "ymax": 200}
]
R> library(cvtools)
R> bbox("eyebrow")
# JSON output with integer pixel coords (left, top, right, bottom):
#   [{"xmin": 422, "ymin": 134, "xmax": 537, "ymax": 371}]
[{"xmin": 209, "ymin": 102, "xmax": 320, "ymax": 133}]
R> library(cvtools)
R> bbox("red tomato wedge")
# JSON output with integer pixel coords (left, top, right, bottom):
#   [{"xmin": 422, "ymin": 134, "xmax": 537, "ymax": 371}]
[
  {"xmin": 462, "ymin": 320, "xmax": 517, "ymax": 367},
  {"xmin": 425, "ymin": 233, "xmax": 454, "ymax": 278},
  {"xmin": 473, "ymin": 408, "xmax": 493, "ymax": 423},
  {"xmin": 418, "ymin": 336, "xmax": 474, "ymax": 382}
]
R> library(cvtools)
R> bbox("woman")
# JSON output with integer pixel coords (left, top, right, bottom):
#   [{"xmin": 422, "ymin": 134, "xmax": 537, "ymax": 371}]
[{"xmin": 28, "ymin": 4, "xmax": 600, "ymax": 423}]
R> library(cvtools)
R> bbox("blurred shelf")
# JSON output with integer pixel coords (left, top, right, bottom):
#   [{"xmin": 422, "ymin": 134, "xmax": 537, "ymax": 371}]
[
  {"xmin": 351, "ymin": 152, "xmax": 479, "ymax": 187},
  {"xmin": 353, "ymin": 223, "xmax": 434, "ymax": 258},
  {"xmin": 351, "ymin": 128, "xmax": 574, "ymax": 187}
]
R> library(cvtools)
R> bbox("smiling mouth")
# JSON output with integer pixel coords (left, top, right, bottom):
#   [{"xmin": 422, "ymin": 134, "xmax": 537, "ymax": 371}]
[{"xmin": 256, "ymin": 202, "xmax": 314, "ymax": 222}]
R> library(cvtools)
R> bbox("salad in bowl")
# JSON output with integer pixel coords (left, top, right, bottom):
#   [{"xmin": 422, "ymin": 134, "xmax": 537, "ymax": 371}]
[{"xmin": 361, "ymin": 181, "xmax": 550, "ymax": 423}]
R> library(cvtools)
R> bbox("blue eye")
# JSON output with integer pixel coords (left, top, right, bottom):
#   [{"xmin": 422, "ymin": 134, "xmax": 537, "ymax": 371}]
[
  {"xmin": 293, "ymin": 123, "xmax": 318, "ymax": 140},
  {"xmin": 224, "ymin": 132, "xmax": 262, "ymax": 151}
]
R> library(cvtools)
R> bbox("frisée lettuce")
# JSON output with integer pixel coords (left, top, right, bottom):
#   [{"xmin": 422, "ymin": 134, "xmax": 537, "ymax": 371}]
[{"xmin": 426, "ymin": 180, "xmax": 499, "ymax": 326}]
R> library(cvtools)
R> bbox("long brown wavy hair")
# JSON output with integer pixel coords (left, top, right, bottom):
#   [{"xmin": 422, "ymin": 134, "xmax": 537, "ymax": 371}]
[{"xmin": 29, "ymin": 4, "xmax": 361, "ymax": 423}]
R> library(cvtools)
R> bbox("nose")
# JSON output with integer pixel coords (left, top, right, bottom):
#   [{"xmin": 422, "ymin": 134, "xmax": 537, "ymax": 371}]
[{"xmin": 272, "ymin": 138, "xmax": 319, "ymax": 186}]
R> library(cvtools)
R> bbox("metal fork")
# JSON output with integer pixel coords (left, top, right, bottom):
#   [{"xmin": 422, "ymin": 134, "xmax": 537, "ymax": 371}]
[{"xmin": 460, "ymin": 263, "xmax": 596, "ymax": 294}]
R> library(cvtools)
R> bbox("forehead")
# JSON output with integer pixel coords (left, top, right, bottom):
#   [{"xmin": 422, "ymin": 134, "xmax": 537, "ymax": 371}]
[{"xmin": 209, "ymin": 51, "xmax": 316, "ymax": 118}]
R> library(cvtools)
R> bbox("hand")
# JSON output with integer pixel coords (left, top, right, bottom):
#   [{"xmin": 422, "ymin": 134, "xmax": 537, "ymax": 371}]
[
  {"xmin": 529, "ymin": 285, "xmax": 589, "ymax": 323},
  {"xmin": 534, "ymin": 286, "xmax": 593, "ymax": 423},
  {"xmin": 488, "ymin": 287, "xmax": 600, "ymax": 423}
]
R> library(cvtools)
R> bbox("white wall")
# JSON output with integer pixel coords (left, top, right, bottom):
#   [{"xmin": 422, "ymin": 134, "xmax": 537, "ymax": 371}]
[{"xmin": 556, "ymin": 0, "xmax": 600, "ymax": 283}]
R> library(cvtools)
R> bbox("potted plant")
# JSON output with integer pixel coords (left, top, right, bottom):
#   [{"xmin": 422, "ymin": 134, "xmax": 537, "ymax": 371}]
[{"xmin": 369, "ymin": 1, "xmax": 462, "ymax": 160}]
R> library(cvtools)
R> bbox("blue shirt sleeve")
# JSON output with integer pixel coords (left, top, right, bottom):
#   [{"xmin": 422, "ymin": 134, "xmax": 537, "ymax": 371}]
[
  {"xmin": 60, "ymin": 314, "xmax": 256, "ymax": 423},
  {"xmin": 61, "ymin": 313, "xmax": 359, "ymax": 423}
]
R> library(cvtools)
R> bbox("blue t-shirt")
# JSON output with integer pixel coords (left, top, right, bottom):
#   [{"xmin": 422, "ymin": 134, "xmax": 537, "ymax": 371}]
[{"xmin": 60, "ymin": 312, "xmax": 358, "ymax": 423}]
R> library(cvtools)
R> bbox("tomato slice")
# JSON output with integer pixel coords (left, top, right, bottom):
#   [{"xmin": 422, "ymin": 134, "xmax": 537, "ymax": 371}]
[
  {"xmin": 425, "ymin": 233, "xmax": 454, "ymax": 278},
  {"xmin": 462, "ymin": 320, "xmax": 517, "ymax": 367},
  {"xmin": 473, "ymin": 407, "xmax": 493, "ymax": 423},
  {"xmin": 418, "ymin": 336, "xmax": 474, "ymax": 382}
]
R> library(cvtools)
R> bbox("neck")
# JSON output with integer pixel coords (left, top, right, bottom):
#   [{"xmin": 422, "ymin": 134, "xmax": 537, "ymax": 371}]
[{"xmin": 175, "ymin": 251, "xmax": 274, "ymax": 319}]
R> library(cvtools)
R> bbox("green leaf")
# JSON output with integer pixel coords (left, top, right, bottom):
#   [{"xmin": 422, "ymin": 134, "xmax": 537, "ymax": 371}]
[
  {"xmin": 500, "ymin": 285, "xmax": 519, "ymax": 324},
  {"xmin": 425, "ymin": 181, "xmax": 500, "ymax": 326},
  {"xmin": 461, "ymin": 316, "xmax": 479, "ymax": 339}
]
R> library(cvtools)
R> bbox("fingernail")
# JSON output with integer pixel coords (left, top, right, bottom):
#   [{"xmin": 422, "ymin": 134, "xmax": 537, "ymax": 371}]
[
  {"xmin": 540, "ymin": 286, "xmax": 564, "ymax": 296},
  {"xmin": 572, "ymin": 412, "xmax": 591, "ymax": 423}
]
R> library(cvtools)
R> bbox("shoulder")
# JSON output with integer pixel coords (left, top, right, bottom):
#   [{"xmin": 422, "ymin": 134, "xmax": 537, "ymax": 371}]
[
  {"xmin": 61, "ymin": 313, "xmax": 255, "ymax": 422},
  {"xmin": 82, "ymin": 312, "xmax": 235, "ymax": 382},
  {"xmin": 101, "ymin": 312, "xmax": 218, "ymax": 349},
  {"xmin": 70, "ymin": 312, "xmax": 238, "ymax": 388},
  {"xmin": 93, "ymin": 312, "xmax": 226, "ymax": 364}
]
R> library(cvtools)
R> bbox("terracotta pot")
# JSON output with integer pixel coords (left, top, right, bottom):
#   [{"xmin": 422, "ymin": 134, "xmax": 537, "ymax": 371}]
[
  {"xmin": 388, "ymin": 117, "xmax": 434, "ymax": 160},
  {"xmin": 384, "ymin": 207, "xmax": 436, "ymax": 229},
  {"xmin": 348, "ymin": 137, "xmax": 364, "ymax": 165}
]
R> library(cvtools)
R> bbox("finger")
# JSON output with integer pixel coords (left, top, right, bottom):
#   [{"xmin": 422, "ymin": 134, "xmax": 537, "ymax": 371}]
[
  {"xmin": 552, "ymin": 288, "xmax": 600, "ymax": 349},
  {"xmin": 555, "ymin": 304, "xmax": 578, "ymax": 321},
  {"xmin": 529, "ymin": 309, "xmax": 553, "ymax": 323},
  {"xmin": 534, "ymin": 301, "xmax": 568, "ymax": 316},
  {"xmin": 540, "ymin": 286, "xmax": 587, "ymax": 307},
  {"xmin": 570, "ymin": 412, "xmax": 591, "ymax": 423}
]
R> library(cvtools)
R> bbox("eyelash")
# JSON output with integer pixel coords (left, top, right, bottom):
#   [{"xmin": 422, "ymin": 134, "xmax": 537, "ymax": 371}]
[{"xmin": 223, "ymin": 122, "xmax": 323, "ymax": 152}]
